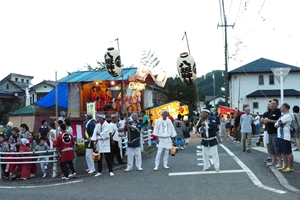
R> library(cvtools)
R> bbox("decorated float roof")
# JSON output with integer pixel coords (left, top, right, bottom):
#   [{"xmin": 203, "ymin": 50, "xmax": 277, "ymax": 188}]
[{"xmin": 58, "ymin": 68, "xmax": 137, "ymax": 83}]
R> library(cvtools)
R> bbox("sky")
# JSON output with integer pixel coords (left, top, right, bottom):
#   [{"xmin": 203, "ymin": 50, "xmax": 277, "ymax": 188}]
[{"xmin": 0, "ymin": 0, "xmax": 299, "ymax": 85}]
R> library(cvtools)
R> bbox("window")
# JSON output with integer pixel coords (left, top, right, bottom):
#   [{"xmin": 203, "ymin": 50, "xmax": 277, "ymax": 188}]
[
  {"xmin": 269, "ymin": 75, "xmax": 274, "ymax": 85},
  {"xmin": 15, "ymin": 78, "xmax": 18, "ymax": 81},
  {"xmin": 6, "ymin": 84, "xmax": 9, "ymax": 90},
  {"xmin": 152, "ymin": 91, "xmax": 158, "ymax": 105},
  {"xmin": 44, "ymin": 86, "xmax": 47, "ymax": 88},
  {"xmin": 21, "ymin": 79, "xmax": 24, "ymax": 82},
  {"xmin": 26, "ymin": 80, "xmax": 29, "ymax": 83},
  {"xmin": 253, "ymin": 102, "xmax": 259, "ymax": 109},
  {"xmin": 258, "ymin": 75, "xmax": 264, "ymax": 85}
]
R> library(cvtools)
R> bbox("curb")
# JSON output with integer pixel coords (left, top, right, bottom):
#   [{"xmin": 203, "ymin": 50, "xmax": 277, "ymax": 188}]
[{"xmin": 269, "ymin": 167, "xmax": 300, "ymax": 194}]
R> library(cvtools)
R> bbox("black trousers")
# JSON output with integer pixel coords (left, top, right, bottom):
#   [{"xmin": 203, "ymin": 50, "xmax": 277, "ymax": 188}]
[
  {"xmin": 61, "ymin": 160, "xmax": 76, "ymax": 177},
  {"xmin": 111, "ymin": 141, "xmax": 123, "ymax": 164},
  {"xmin": 97, "ymin": 153, "xmax": 113, "ymax": 173},
  {"xmin": 1, "ymin": 164, "xmax": 9, "ymax": 177}
]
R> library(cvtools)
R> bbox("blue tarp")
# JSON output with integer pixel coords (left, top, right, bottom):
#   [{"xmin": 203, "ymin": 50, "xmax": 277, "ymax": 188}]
[{"xmin": 34, "ymin": 83, "xmax": 68, "ymax": 109}]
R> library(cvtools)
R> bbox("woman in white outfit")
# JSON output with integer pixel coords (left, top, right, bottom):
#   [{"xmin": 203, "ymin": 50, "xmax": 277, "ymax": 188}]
[{"xmin": 153, "ymin": 110, "xmax": 177, "ymax": 170}]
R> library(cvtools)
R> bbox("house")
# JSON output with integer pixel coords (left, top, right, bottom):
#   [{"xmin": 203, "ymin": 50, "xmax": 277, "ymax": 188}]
[
  {"xmin": 205, "ymin": 95, "xmax": 227, "ymax": 107},
  {"xmin": 0, "ymin": 73, "xmax": 33, "ymax": 106},
  {"xmin": 228, "ymin": 58, "xmax": 300, "ymax": 114},
  {"xmin": 27, "ymin": 80, "xmax": 56, "ymax": 105}
]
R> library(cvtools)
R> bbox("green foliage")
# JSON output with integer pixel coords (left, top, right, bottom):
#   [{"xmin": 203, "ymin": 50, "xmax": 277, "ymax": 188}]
[
  {"xmin": 34, "ymin": 133, "xmax": 39, "ymax": 142},
  {"xmin": 163, "ymin": 77, "xmax": 198, "ymax": 111},
  {"xmin": 76, "ymin": 144, "xmax": 86, "ymax": 156},
  {"xmin": 196, "ymin": 70, "xmax": 225, "ymax": 100},
  {"xmin": 0, "ymin": 128, "xmax": 6, "ymax": 133}
]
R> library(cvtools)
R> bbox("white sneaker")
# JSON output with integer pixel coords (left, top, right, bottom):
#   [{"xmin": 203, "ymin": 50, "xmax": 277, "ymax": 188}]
[
  {"xmin": 124, "ymin": 168, "xmax": 132, "ymax": 172},
  {"xmin": 180, "ymin": 147, "xmax": 185, "ymax": 150},
  {"xmin": 86, "ymin": 169, "xmax": 90, "ymax": 172},
  {"xmin": 153, "ymin": 167, "xmax": 158, "ymax": 171},
  {"xmin": 88, "ymin": 170, "xmax": 95, "ymax": 174},
  {"xmin": 30, "ymin": 174, "xmax": 35, "ymax": 178},
  {"xmin": 94, "ymin": 172, "xmax": 102, "ymax": 177},
  {"xmin": 109, "ymin": 172, "xmax": 114, "ymax": 177},
  {"xmin": 137, "ymin": 168, "xmax": 143, "ymax": 171},
  {"xmin": 42, "ymin": 172, "xmax": 47, "ymax": 178},
  {"xmin": 164, "ymin": 166, "xmax": 169, "ymax": 169},
  {"xmin": 62, "ymin": 177, "xmax": 69, "ymax": 180}
]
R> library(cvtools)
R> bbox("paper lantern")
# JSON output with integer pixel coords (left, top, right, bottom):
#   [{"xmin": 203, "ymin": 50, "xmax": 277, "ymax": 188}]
[
  {"xmin": 104, "ymin": 47, "xmax": 122, "ymax": 77},
  {"xmin": 92, "ymin": 150, "xmax": 101, "ymax": 162},
  {"xmin": 170, "ymin": 146, "xmax": 178, "ymax": 156},
  {"xmin": 176, "ymin": 52, "xmax": 196, "ymax": 85},
  {"xmin": 157, "ymin": 71, "xmax": 167, "ymax": 83}
]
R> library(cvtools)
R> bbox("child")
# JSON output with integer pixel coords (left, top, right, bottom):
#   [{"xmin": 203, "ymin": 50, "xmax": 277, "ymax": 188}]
[
  {"xmin": 0, "ymin": 133, "xmax": 9, "ymax": 178},
  {"xmin": 34, "ymin": 137, "xmax": 49, "ymax": 178},
  {"xmin": 28, "ymin": 132, "xmax": 37, "ymax": 178},
  {"xmin": 5, "ymin": 145, "xmax": 19, "ymax": 180},
  {"xmin": 184, "ymin": 122, "xmax": 191, "ymax": 145},
  {"xmin": 19, "ymin": 138, "xmax": 32, "ymax": 180}
]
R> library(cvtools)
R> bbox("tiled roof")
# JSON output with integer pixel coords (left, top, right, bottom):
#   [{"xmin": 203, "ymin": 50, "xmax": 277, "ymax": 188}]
[
  {"xmin": 246, "ymin": 89, "xmax": 300, "ymax": 98},
  {"xmin": 229, "ymin": 58, "xmax": 300, "ymax": 74},
  {"xmin": 0, "ymin": 89, "xmax": 13, "ymax": 95}
]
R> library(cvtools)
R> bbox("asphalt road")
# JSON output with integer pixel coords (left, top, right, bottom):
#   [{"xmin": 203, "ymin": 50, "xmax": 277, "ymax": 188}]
[{"xmin": 0, "ymin": 135, "xmax": 299, "ymax": 200}]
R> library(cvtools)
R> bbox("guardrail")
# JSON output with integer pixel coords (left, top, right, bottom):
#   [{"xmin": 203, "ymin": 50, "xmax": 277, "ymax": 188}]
[{"xmin": 0, "ymin": 150, "xmax": 58, "ymax": 179}]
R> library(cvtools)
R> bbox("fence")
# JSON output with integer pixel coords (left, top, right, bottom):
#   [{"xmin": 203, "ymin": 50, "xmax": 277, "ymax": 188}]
[
  {"xmin": 0, "ymin": 150, "xmax": 58, "ymax": 179},
  {"xmin": 121, "ymin": 129, "xmax": 153, "ymax": 157}
]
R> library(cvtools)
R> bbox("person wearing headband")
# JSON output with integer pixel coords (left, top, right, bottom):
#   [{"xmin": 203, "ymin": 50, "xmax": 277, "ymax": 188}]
[
  {"xmin": 153, "ymin": 110, "xmax": 177, "ymax": 171},
  {"xmin": 197, "ymin": 109, "xmax": 220, "ymax": 172}
]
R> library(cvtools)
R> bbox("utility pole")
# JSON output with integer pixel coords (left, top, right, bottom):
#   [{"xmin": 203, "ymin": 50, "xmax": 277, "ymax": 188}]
[{"xmin": 217, "ymin": 0, "xmax": 234, "ymax": 107}]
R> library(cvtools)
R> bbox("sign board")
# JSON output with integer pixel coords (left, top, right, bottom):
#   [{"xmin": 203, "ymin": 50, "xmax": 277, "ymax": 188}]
[{"xmin": 271, "ymin": 68, "xmax": 290, "ymax": 83}]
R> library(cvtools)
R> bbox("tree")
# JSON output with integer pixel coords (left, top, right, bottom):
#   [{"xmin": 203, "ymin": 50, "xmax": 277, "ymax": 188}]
[
  {"xmin": 163, "ymin": 76, "xmax": 198, "ymax": 112},
  {"xmin": 140, "ymin": 50, "xmax": 160, "ymax": 72}
]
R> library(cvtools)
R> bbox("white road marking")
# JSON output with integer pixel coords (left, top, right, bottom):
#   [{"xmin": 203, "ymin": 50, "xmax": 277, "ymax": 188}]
[
  {"xmin": 169, "ymin": 169, "xmax": 245, "ymax": 176},
  {"xmin": 196, "ymin": 153, "xmax": 202, "ymax": 156},
  {"xmin": 197, "ymin": 163, "xmax": 204, "ymax": 166},
  {"xmin": 0, "ymin": 179, "xmax": 83, "ymax": 189},
  {"xmin": 219, "ymin": 144, "xmax": 286, "ymax": 194},
  {"xmin": 196, "ymin": 146, "xmax": 201, "ymax": 149},
  {"xmin": 196, "ymin": 150, "xmax": 202, "ymax": 153},
  {"xmin": 197, "ymin": 158, "xmax": 203, "ymax": 161}
]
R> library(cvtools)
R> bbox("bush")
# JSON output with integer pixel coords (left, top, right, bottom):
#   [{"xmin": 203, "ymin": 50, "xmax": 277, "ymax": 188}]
[
  {"xmin": 0, "ymin": 128, "xmax": 6, "ymax": 134},
  {"xmin": 34, "ymin": 133, "xmax": 39, "ymax": 142},
  {"xmin": 76, "ymin": 144, "xmax": 86, "ymax": 156}
]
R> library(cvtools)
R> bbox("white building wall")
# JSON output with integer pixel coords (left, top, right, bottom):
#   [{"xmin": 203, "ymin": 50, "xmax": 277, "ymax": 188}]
[{"xmin": 230, "ymin": 72, "xmax": 300, "ymax": 114}]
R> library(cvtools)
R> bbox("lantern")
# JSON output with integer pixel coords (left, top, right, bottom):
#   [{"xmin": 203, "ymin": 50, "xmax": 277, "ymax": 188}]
[
  {"xmin": 104, "ymin": 47, "xmax": 122, "ymax": 77},
  {"xmin": 176, "ymin": 52, "xmax": 196, "ymax": 85},
  {"xmin": 92, "ymin": 150, "xmax": 101, "ymax": 162},
  {"xmin": 170, "ymin": 146, "xmax": 179, "ymax": 156}
]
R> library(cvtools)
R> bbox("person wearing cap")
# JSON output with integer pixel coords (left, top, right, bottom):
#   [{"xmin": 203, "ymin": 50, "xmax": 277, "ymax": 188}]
[
  {"xmin": 58, "ymin": 111, "xmax": 66, "ymax": 122},
  {"xmin": 83, "ymin": 112, "xmax": 96, "ymax": 174},
  {"xmin": 91, "ymin": 114, "xmax": 114, "ymax": 177},
  {"xmin": 0, "ymin": 133, "xmax": 9, "ymax": 178},
  {"xmin": 124, "ymin": 112, "xmax": 143, "ymax": 172},
  {"xmin": 153, "ymin": 110, "xmax": 177, "ymax": 171},
  {"xmin": 197, "ymin": 109, "xmax": 220, "ymax": 172},
  {"xmin": 110, "ymin": 114, "xmax": 126, "ymax": 165},
  {"xmin": 6, "ymin": 121, "xmax": 13, "ymax": 141}
]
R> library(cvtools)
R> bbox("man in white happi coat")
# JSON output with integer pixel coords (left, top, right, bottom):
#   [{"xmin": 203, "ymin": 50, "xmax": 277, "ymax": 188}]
[
  {"xmin": 91, "ymin": 114, "xmax": 114, "ymax": 177},
  {"xmin": 153, "ymin": 110, "xmax": 177, "ymax": 170},
  {"xmin": 110, "ymin": 114, "xmax": 126, "ymax": 164}
]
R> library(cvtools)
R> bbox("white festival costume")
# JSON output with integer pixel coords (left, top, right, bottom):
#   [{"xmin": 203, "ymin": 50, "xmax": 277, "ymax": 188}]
[
  {"xmin": 153, "ymin": 118, "xmax": 177, "ymax": 149},
  {"xmin": 91, "ymin": 121, "xmax": 111, "ymax": 153}
]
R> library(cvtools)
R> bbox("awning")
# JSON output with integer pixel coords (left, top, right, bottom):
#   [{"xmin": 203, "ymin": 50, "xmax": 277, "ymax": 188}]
[
  {"xmin": 58, "ymin": 68, "xmax": 137, "ymax": 83},
  {"xmin": 34, "ymin": 83, "xmax": 68, "ymax": 108}
]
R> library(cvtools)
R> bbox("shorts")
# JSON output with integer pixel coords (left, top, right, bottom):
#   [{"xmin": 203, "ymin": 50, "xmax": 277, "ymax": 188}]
[
  {"xmin": 294, "ymin": 131, "xmax": 300, "ymax": 139},
  {"xmin": 278, "ymin": 138, "xmax": 292, "ymax": 154},
  {"xmin": 263, "ymin": 131, "xmax": 269, "ymax": 147},
  {"xmin": 268, "ymin": 134, "xmax": 280, "ymax": 156}
]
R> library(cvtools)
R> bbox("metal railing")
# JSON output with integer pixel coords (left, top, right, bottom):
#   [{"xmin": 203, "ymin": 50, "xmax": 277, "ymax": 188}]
[{"xmin": 0, "ymin": 150, "xmax": 58, "ymax": 179}]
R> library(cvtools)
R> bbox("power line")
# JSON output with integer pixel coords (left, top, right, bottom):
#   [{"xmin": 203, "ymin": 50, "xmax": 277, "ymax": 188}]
[
  {"xmin": 258, "ymin": 0, "xmax": 266, "ymax": 15},
  {"xmin": 227, "ymin": 0, "xmax": 234, "ymax": 20},
  {"xmin": 234, "ymin": 0, "xmax": 243, "ymax": 25}
]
